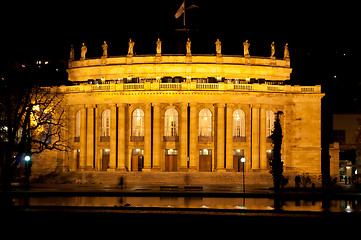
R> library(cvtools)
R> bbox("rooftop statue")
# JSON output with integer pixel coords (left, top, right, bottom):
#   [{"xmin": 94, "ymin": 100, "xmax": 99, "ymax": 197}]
[
  {"xmin": 102, "ymin": 41, "xmax": 108, "ymax": 58},
  {"xmin": 69, "ymin": 44, "xmax": 75, "ymax": 61},
  {"xmin": 81, "ymin": 43, "xmax": 87, "ymax": 60},
  {"xmin": 128, "ymin": 38, "xmax": 135, "ymax": 56},
  {"xmin": 271, "ymin": 42, "xmax": 276, "ymax": 58},
  {"xmin": 156, "ymin": 38, "xmax": 162, "ymax": 55},
  {"xmin": 215, "ymin": 39, "xmax": 222, "ymax": 56},
  {"xmin": 186, "ymin": 38, "xmax": 191, "ymax": 55},
  {"xmin": 243, "ymin": 40, "xmax": 250, "ymax": 57},
  {"xmin": 284, "ymin": 43, "xmax": 290, "ymax": 60}
]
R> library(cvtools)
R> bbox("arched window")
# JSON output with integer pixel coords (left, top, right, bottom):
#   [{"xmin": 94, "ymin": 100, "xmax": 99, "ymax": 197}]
[
  {"xmin": 75, "ymin": 110, "xmax": 81, "ymax": 138},
  {"xmin": 101, "ymin": 109, "xmax": 111, "ymax": 137},
  {"xmin": 132, "ymin": 109, "xmax": 144, "ymax": 137},
  {"xmin": 199, "ymin": 109, "xmax": 212, "ymax": 137},
  {"xmin": 165, "ymin": 108, "xmax": 178, "ymax": 137},
  {"xmin": 266, "ymin": 110, "xmax": 275, "ymax": 137},
  {"xmin": 233, "ymin": 109, "xmax": 245, "ymax": 137}
]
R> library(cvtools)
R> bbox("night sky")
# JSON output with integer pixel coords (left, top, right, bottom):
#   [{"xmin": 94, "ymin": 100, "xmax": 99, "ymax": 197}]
[{"xmin": 1, "ymin": 0, "xmax": 360, "ymax": 113}]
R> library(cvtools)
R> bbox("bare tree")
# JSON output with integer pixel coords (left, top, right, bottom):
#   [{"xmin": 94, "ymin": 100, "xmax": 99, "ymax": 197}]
[{"xmin": 0, "ymin": 82, "xmax": 68, "ymax": 189}]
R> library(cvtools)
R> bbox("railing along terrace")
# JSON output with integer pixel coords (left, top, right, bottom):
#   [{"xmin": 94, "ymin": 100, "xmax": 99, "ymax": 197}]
[{"xmin": 63, "ymin": 82, "xmax": 321, "ymax": 94}]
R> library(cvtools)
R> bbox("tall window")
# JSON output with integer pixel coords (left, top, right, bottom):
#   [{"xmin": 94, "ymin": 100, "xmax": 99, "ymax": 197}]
[
  {"xmin": 101, "ymin": 109, "xmax": 111, "ymax": 137},
  {"xmin": 266, "ymin": 110, "xmax": 275, "ymax": 137},
  {"xmin": 165, "ymin": 108, "xmax": 178, "ymax": 137},
  {"xmin": 199, "ymin": 109, "xmax": 212, "ymax": 137},
  {"xmin": 233, "ymin": 109, "xmax": 245, "ymax": 137},
  {"xmin": 75, "ymin": 110, "xmax": 81, "ymax": 138},
  {"xmin": 132, "ymin": 109, "xmax": 144, "ymax": 136}
]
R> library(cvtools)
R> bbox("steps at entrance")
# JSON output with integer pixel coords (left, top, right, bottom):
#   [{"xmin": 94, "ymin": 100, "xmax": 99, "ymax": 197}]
[{"xmin": 39, "ymin": 171, "xmax": 277, "ymax": 186}]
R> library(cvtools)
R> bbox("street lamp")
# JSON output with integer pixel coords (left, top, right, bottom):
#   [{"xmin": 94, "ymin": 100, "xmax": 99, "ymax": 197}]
[
  {"xmin": 24, "ymin": 154, "xmax": 31, "ymax": 189},
  {"xmin": 24, "ymin": 155, "xmax": 31, "ymax": 162},
  {"xmin": 241, "ymin": 157, "xmax": 246, "ymax": 194}
]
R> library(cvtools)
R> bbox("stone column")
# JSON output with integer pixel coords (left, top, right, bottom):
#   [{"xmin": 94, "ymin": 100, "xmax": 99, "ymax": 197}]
[
  {"xmin": 189, "ymin": 103, "xmax": 198, "ymax": 171},
  {"xmin": 216, "ymin": 103, "xmax": 226, "ymax": 172},
  {"xmin": 79, "ymin": 107, "xmax": 87, "ymax": 170},
  {"xmin": 152, "ymin": 103, "xmax": 161, "ymax": 171},
  {"xmin": 259, "ymin": 107, "xmax": 268, "ymax": 170},
  {"xmin": 180, "ymin": 103, "xmax": 188, "ymax": 171},
  {"xmin": 144, "ymin": 103, "xmax": 152, "ymax": 171},
  {"xmin": 94, "ymin": 107, "xmax": 101, "ymax": 170},
  {"xmin": 109, "ymin": 105, "xmax": 117, "ymax": 171},
  {"xmin": 68, "ymin": 107, "xmax": 77, "ymax": 170},
  {"xmin": 251, "ymin": 105, "xmax": 260, "ymax": 170},
  {"xmin": 85, "ymin": 105, "xmax": 95, "ymax": 170},
  {"xmin": 117, "ymin": 103, "xmax": 126, "ymax": 171},
  {"xmin": 226, "ymin": 104, "xmax": 234, "ymax": 171}
]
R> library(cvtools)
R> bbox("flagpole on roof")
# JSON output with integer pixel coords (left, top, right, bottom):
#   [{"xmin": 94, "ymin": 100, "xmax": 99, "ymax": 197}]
[{"xmin": 183, "ymin": 0, "xmax": 186, "ymax": 27}]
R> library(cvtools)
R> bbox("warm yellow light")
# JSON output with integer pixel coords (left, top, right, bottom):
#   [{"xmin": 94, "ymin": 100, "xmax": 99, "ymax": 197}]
[{"xmin": 33, "ymin": 105, "xmax": 40, "ymax": 111}]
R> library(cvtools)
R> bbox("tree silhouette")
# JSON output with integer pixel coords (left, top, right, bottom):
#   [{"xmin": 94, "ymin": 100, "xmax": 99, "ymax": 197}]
[
  {"xmin": 0, "ymin": 81, "xmax": 68, "ymax": 189},
  {"xmin": 269, "ymin": 111, "xmax": 284, "ymax": 191}
]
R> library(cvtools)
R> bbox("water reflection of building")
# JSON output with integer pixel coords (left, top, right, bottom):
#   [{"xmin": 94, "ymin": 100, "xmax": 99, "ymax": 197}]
[{"xmin": 39, "ymin": 45, "xmax": 328, "ymax": 178}]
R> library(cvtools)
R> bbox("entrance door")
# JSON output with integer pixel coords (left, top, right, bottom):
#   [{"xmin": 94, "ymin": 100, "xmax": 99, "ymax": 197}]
[
  {"xmin": 132, "ymin": 156, "xmax": 144, "ymax": 171},
  {"xmin": 233, "ymin": 156, "xmax": 240, "ymax": 172},
  {"xmin": 75, "ymin": 150, "xmax": 80, "ymax": 170},
  {"xmin": 165, "ymin": 155, "xmax": 178, "ymax": 172},
  {"xmin": 233, "ymin": 156, "xmax": 246, "ymax": 172},
  {"xmin": 233, "ymin": 150, "xmax": 245, "ymax": 172},
  {"xmin": 165, "ymin": 149, "xmax": 178, "ymax": 172},
  {"xmin": 102, "ymin": 149, "xmax": 110, "ymax": 171},
  {"xmin": 131, "ymin": 149, "xmax": 144, "ymax": 172},
  {"xmin": 199, "ymin": 155, "xmax": 212, "ymax": 172},
  {"xmin": 199, "ymin": 149, "xmax": 212, "ymax": 172}
]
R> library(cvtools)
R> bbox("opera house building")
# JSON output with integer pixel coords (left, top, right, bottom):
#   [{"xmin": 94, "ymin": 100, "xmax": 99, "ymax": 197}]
[{"xmin": 46, "ymin": 40, "xmax": 327, "ymax": 181}]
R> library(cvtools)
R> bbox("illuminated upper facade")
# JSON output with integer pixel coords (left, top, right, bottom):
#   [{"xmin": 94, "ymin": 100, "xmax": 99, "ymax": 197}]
[
  {"xmin": 67, "ymin": 54, "xmax": 292, "ymax": 83},
  {"xmin": 59, "ymin": 46, "xmax": 324, "ymax": 175}
]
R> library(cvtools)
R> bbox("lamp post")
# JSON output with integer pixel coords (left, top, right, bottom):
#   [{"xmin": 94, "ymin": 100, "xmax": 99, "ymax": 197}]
[
  {"xmin": 24, "ymin": 154, "xmax": 31, "ymax": 189},
  {"xmin": 241, "ymin": 157, "xmax": 246, "ymax": 194}
]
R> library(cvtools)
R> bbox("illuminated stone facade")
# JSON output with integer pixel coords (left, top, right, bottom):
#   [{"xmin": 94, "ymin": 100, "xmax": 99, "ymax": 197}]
[{"xmin": 58, "ymin": 53, "xmax": 324, "ymax": 175}]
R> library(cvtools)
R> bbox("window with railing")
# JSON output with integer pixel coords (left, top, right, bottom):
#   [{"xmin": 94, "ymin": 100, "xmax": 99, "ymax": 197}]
[
  {"xmin": 164, "ymin": 108, "xmax": 179, "ymax": 142},
  {"xmin": 74, "ymin": 110, "xmax": 81, "ymax": 142},
  {"xmin": 233, "ymin": 109, "xmax": 246, "ymax": 142},
  {"xmin": 199, "ymin": 108, "xmax": 213, "ymax": 142},
  {"xmin": 101, "ymin": 109, "xmax": 111, "ymax": 142},
  {"xmin": 131, "ymin": 109, "xmax": 144, "ymax": 142},
  {"xmin": 266, "ymin": 110, "xmax": 275, "ymax": 138}
]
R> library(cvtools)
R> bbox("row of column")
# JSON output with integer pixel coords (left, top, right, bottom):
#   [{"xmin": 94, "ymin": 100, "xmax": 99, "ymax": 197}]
[
  {"xmin": 78, "ymin": 104, "xmax": 126, "ymax": 171},
  {"xmin": 76, "ymin": 103, "xmax": 272, "ymax": 172}
]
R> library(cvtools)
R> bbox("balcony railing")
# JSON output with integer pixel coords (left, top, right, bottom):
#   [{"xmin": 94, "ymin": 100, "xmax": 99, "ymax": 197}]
[
  {"xmin": 100, "ymin": 136, "xmax": 110, "ymax": 142},
  {"xmin": 163, "ymin": 136, "xmax": 180, "ymax": 142},
  {"xmin": 160, "ymin": 83, "xmax": 182, "ymax": 90},
  {"xmin": 233, "ymin": 136, "xmax": 246, "ymax": 142},
  {"xmin": 130, "ymin": 136, "xmax": 144, "ymax": 142},
  {"xmin": 198, "ymin": 136, "xmax": 214, "ymax": 142},
  {"xmin": 62, "ymin": 82, "xmax": 321, "ymax": 94}
]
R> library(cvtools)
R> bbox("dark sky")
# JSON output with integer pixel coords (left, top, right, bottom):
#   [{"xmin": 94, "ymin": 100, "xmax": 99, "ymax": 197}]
[
  {"xmin": 1, "ymin": 0, "xmax": 360, "ymax": 112},
  {"xmin": 2, "ymin": 0, "xmax": 359, "ymax": 58}
]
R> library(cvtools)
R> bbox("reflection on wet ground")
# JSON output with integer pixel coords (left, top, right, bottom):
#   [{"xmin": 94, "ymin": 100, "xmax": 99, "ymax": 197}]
[{"xmin": 11, "ymin": 196, "xmax": 361, "ymax": 213}]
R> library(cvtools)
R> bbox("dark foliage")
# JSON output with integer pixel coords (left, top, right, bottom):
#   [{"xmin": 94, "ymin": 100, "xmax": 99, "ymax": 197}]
[{"xmin": 269, "ymin": 111, "xmax": 284, "ymax": 191}]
